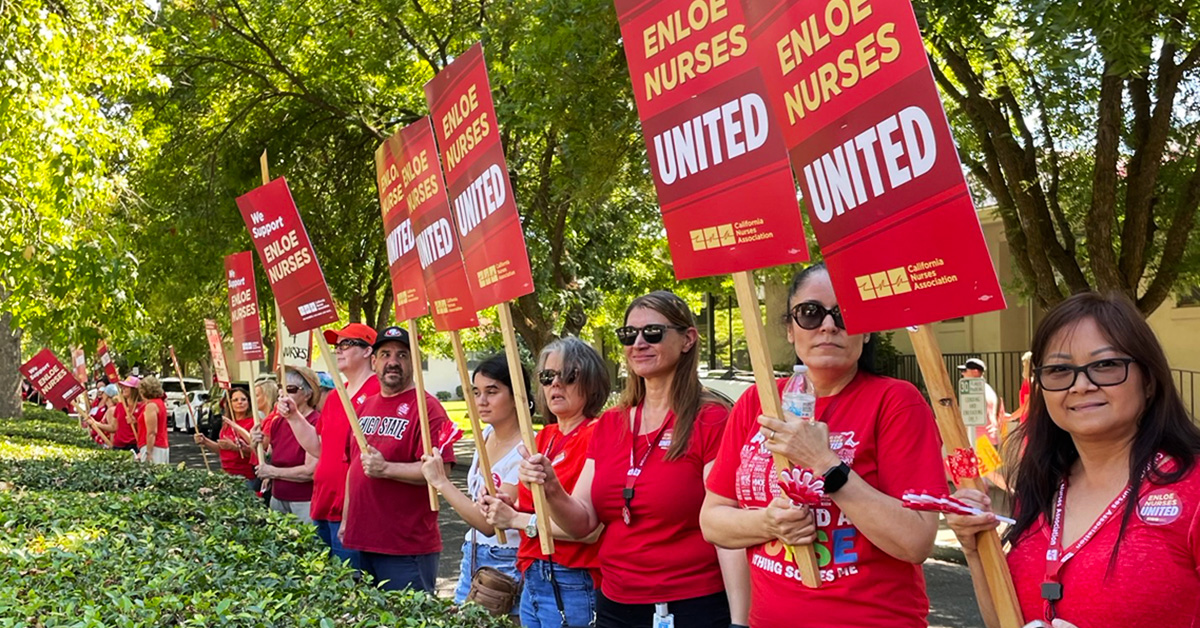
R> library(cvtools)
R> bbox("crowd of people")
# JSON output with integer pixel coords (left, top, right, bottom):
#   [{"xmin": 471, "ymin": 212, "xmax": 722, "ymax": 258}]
[{"xmin": 67, "ymin": 263, "xmax": 1199, "ymax": 628}]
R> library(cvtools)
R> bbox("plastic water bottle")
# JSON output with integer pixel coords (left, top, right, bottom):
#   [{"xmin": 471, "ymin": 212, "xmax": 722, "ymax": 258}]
[{"xmin": 781, "ymin": 364, "xmax": 816, "ymax": 422}]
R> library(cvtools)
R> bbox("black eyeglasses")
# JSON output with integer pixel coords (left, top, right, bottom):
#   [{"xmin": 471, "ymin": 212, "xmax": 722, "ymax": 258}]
[
  {"xmin": 1034, "ymin": 358, "xmax": 1136, "ymax": 392},
  {"xmin": 336, "ymin": 339, "xmax": 370, "ymax": 352},
  {"xmin": 538, "ymin": 368, "xmax": 578, "ymax": 386},
  {"xmin": 615, "ymin": 324, "xmax": 687, "ymax": 346},
  {"xmin": 789, "ymin": 302, "xmax": 845, "ymax": 330}
]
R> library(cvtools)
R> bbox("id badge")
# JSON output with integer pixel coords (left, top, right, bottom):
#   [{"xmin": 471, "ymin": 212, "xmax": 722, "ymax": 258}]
[{"xmin": 653, "ymin": 603, "xmax": 674, "ymax": 628}]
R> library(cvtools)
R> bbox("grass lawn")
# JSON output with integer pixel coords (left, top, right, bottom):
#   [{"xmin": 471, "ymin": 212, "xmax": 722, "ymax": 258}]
[{"xmin": 441, "ymin": 399, "xmax": 473, "ymax": 438}]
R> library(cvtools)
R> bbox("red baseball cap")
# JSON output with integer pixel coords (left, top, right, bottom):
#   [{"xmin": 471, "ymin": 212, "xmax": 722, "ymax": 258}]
[{"xmin": 323, "ymin": 323, "xmax": 377, "ymax": 346}]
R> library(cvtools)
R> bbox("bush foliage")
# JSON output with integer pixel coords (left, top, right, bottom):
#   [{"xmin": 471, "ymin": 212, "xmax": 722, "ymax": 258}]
[{"xmin": 0, "ymin": 407, "xmax": 512, "ymax": 627}]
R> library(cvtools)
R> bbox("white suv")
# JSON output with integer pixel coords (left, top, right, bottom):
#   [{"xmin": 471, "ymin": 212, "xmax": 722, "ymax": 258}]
[{"xmin": 160, "ymin": 377, "xmax": 206, "ymax": 431}]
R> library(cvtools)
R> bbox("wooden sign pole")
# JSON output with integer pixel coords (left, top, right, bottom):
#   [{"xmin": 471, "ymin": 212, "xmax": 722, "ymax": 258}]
[
  {"xmin": 732, "ymin": 271, "xmax": 821, "ymax": 588},
  {"xmin": 496, "ymin": 302, "xmax": 554, "ymax": 553},
  {"xmin": 404, "ymin": 319, "xmax": 440, "ymax": 511},
  {"xmin": 248, "ymin": 359, "xmax": 265, "ymax": 462},
  {"xmin": 170, "ymin": 346, "xmax": 212, "ymax": 473},
  {"xmin": 908, "ymin": 325, "xmax": 1022, "ymax": 628},
  {"xmin": 315, "ymin": 333, "xmax": 370, "ymax": 451},
  {"xmin": 260, "ymin": 152, "xmax": 289, "ymax": 410},
  {"xmin": 450, "ymin": 330, "xmax": 508, "ymax": 542},
  {"xmin": 76, "ymin": 394, "xmax": 113, "ymax": 448}
]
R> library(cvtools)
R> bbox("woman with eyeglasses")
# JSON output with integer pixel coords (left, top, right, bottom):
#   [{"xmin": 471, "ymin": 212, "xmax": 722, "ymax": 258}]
[
  {"xmin": 481, "ymin": 337, "xmax": 609, "ymax": 628},
  {"xmin": 420, "ymin": 354, "xmax": 530, "ymax": 608},
  {"xmin": 947, "ymin": 292, "xmax": 1200, "ymax": 628},
  {"xmin": 257, "ymin": 366, "xmax": 321, "ymax": 523},
  {"xmin": 700, "ymin": 263, "xmax": 946, "ymax": 628},
  {"xmin": 194, "ymin": 386, "xmax": 259, "ymax": 489},
  {"xmin": 517, "ymin": 291, "xmax": 739, "ymax": 628}
]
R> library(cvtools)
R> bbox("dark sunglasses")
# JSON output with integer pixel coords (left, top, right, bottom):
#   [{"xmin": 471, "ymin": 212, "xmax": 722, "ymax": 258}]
[
  {"xmin": 538, "ymin": 368, "xmax": 578, "ymax": 386},
  {"xmin": 1034, "ymin": 357, "xmax": 1136, "ymax": 392},
  {"xmin": 285, "ymin": 385, "xmax": 303, "ymax": 394},
  {"xmin": 789, "ymin": 302, "xmax": 845, "ymax": 330},
  {"xmin": 615, "ymin": 324, "xmax": 687, "ymax": 346},
  {"xmin": 335, "ymin": 339, "xmax": 370, "ymax": 352}
]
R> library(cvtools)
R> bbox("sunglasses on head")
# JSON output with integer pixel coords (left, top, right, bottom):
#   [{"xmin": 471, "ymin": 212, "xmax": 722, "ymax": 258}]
[
  {"xmin": 789, "ymin": 302, "xmax": 845, "ymax": 330},
  {"xmin": 538, "ymin": 368, "xmax": 578, "ymax": 386},
  {"xmin": 615, "ymin": 324, "xmax": 687, "ymax": 346}
]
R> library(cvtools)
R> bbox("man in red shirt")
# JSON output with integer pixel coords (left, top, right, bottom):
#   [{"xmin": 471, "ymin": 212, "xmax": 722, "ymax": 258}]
[
  {"xmin": 284, "ymin": 322, "xmax": 380, "ymax": 569},
  {"xmin": 338, "ymin": 326, "xmax": 454, "ymax": 592}
]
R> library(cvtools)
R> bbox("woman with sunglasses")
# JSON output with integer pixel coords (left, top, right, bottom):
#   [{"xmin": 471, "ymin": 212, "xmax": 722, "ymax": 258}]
[
  {"xmin": 518, "ymin": 291, "xmax": 738, "ymax": 628},
  {"xmin": 258, "ymin": 366, "xmax": 321, "ymax": 523},
  {"xmin": 420, "ymin": 354, "xmax": 530, "ymax": 607},
  {"xmin": 195, "ymin": 387, "xmax": 259, "ymax": 489},
  {"xmin": 701, "ymin": 264, "xmax": 945, "ymax": 628},
  {"xmin": 481, "ymin": 337, "xmax": 609, "ymax": 628},
  {"xmin": 947, "ymin": 292, "xmax": 1200, "ymax": 628}
]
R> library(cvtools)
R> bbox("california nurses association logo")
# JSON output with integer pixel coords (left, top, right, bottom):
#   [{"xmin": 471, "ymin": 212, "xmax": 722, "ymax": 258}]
[{"xmin": 1137, "ymin": 489, "xmax": 1183, "ymax": 525}]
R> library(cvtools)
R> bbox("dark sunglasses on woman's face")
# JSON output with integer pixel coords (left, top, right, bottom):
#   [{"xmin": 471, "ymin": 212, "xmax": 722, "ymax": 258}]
[
  {"xmin": 615, "ymin": 324, "xmax": 687, "ymax": 346},
  {"xmin": 538, "ymin": 368, "xmax": 578, "ymax": 386},
  {"xmin": 336, "ymin": 339, "xmax": 370, "ymax": 352},
  {"xmin": 285, "ymin": 385, "xmax": 302, "ymax": 394},
  {"xmin": 789, "ymin": 302, "xmax": 845, "ymax": 330}
]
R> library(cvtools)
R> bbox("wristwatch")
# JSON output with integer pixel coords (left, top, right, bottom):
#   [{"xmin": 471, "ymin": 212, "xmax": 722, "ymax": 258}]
[
  {"xmin": 822, "ymin": 462, "xmax": 851, "ymax": 494},
  {"xmin": 525, "ymin": 513, "xmax": 538, "ymax": 538}
]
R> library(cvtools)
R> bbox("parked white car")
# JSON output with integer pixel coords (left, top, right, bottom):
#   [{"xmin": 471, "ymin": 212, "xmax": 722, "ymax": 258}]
[
  {"xmin": 172, "ymin": 390, "xmax": 210, "ymax": 432},
  {"xmin": 161, "ymin": 377, "xmax": 206, "ymax": 430}
]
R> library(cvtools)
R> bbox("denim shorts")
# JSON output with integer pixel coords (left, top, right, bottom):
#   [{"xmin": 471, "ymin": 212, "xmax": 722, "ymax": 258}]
[
  {"xmin": 520, "ymin": 558, "xmax": 596, "ymax": 628},
  {"xmin": 453, "ymin": 538, "xmax": 520, "ymax": 605}
]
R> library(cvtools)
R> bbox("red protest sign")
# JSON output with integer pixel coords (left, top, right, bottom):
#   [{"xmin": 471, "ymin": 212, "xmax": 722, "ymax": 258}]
[
  {"xmin": 20, "ymin": 349, "xmax": 85, "ymax": 409},
  {"xmin": 424, "ymin": 43, "xmax": 534, "ymax": 309},
  {"xmin": 224, "ymin": 252, "xmax": 266, "ymax": 361},
  {"xmin": 204, "ymin": 319, "xmax": 231, "ymax": 390},
  {"xmin": 97, "ymin": 341, "xmax": 118, "ymax": 381},
  {"xmin": 235, "ymin": 178, "xmax": 339, "ymax": 333},
  {"xmin": 614, "ymin": 0, "xmax": 809, "ymax": 279},
  {"xmin": 743, "ymin": 0, "xmax": 1004, "ymax": 333},
  {"xmin": 71, "ymin": 347, "xmax": 87, "ymax": 384},
  {"xmin": 375, "ymin": 129, "xmax": 430, "ymax": 323},
  {"xmin": 395, "ymin": 118, "xmax": 480, "ymax": 331}
]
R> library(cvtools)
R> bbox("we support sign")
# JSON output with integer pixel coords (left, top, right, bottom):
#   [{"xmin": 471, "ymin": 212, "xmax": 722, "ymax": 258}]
[
  {"xmin": 375, "ymin": 128, "xmax": 430, "ymax": 323},
  {"xmin": 394, "ymin": 118, "xmax": 479, "ymax": 331},
  {"xmin": 425, "ymin": 43, "xmax": 534, "ymax": 309},
  {"xmin": 615, "ymin": 0, "xmax": 809, "ymax": 279},
  {"xmin": 204, "ymin": 320, "xmax": 231, "ymax": 389},
  {"xmin": 20, "ymin": 349, "xmax": 84, "ymax": 409},
  {"xmin": 744, "ymin": 0, "xmax": 1004, "ymax": 333},
  {"xmin": 225, "ymin": 252, "xmax": 265, "ymax": 361},
  {"xmin": 236, "ymin": 178, "xmax": 339, "ymax": 333}
]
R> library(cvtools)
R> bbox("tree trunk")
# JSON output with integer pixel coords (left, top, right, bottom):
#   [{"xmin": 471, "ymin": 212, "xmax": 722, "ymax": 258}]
[{"xmin": 0, "ymin": 309, "xmax": 24, "ymax": 418}]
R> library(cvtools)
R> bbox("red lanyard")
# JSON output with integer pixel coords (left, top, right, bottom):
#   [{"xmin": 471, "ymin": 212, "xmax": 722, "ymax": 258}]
[{"xmin": 623, "ymin": 404, "xmax": 673, "ymax": 526}]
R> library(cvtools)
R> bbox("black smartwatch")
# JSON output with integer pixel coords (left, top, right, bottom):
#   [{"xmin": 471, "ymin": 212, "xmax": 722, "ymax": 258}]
[{"xmin": 822, "ymin": 462, "xmax": 851, "ymax": 494}]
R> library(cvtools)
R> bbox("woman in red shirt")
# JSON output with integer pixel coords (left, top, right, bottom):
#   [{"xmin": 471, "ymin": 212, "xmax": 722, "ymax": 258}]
[
  {"xmin": 135, "ymin": 376, "xmax": 170, "ymax": 464},
  {"xmin": 85, "ymin": 384, "xmax": 121, "ymax": 447},
  {"xmin": 519, "ymin": 291, "xmax": 738, "ymax": 628},
  {"xmin": 701, "ymin": 264, "xmax": 946, "ymax": 628},
  {"xmin": 481, "ymin": 337, "xmax": 609, "ymax": 628},
  {"xmin": 195, "ymin": 387, "xmax": 258, "ymax": 488},
  {"xmin": 948, "ymin": 292, "xmax": 1200, "ymax": 628},
  {"xmin": 258, "ymin": 366, "xmax": 320, "ymax": 523},
  {"xmin": 114, "ymin": 377, "xmax": 144, "ymax": 458}
]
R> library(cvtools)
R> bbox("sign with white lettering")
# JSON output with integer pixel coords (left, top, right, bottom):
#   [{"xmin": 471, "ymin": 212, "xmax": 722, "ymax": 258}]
[
  {"xmin": 743, "ymin": 0, "xmax": 1004, "ymax": 333},
  {"xmin": 225, "ymin": 251, "xmax": 265, "ymax": 361},
  {"xmin": 376, "ymin": 128, "xmax": 431, "ymax": 323},
  {"xmin": 97, "ymin": 340, "xmax": 118, "ymax": 381},
  {"xmin": 613, "ymin": 0, "xmax": 810, "ymax": 279},
  {"xmin": 21, "ymin": 349, "xmax": 85, "ymax": 409},
  {"xmin": 424, "ymin": 43, "xmax": 535, "ymax": 309}
]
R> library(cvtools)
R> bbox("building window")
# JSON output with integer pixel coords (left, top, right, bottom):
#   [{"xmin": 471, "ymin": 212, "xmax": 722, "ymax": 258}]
[{"xmin": 1177, "ymin": 285, "xmax": 1200, "ymax": 308}]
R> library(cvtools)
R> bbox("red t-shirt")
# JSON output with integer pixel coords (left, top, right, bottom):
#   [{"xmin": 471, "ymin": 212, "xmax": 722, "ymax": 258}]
[
  {"xmin": 587, "ymin": 403, "xmax": 728, "ymax": 603},
  {"xmin": 707, "ymin": 372, "xmax": 946, "ymax": 628},
  {"xmin": 341, "ymin": 389, "xmax": 455, "ymax": 555},
  {"xmin": 113, "ymin": 403, "xmax": 136, "ymax": 448},
  {"xmin": 135, "ymin": 399, "xmax": 170, "ymax": 449},
  {"xmin": 1006, "ymin": 457, "xmax": 1200, "ymax": 627},
  {"xmin": 516, "ymin": 420, "xmax": 602, "ymax": 580},
  {"xmin": 218, "ymin": 415, "xmax": 258, "ymax": 479},
  {"xmin": 311, "ymin": 375, "xmax": 379, "ymax": 521},
  {"xmin": 269, "ymin": 409, "xmax": 319, "ymax": 501},
  {"xmin": 88, "ymin": 403, "xmax": 107, "ymax": 444}
]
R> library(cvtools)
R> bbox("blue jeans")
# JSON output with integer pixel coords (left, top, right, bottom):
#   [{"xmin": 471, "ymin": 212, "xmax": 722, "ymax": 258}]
[
  {"xmin": 520, "ymin": 559, "xmax": 596, "ymax": 628},
  {"xmin": 454, "ymin": 538, "xmax": 520, "ymax": 604},
  {"xmin": 314, "ymin": 519, "xmax": 361, "ymax": 570},
  {"xmin": 359, "ymin": 551, "xmax": 438, "ymax": 592}
]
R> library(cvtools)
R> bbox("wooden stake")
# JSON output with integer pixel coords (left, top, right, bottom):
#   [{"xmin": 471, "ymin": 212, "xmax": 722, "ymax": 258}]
[
  {"xmin": 170, "ymin": 346, "xmax": 212, "ymax": 473},
  {"xmin": 261, "ymin": 153, "xmax": 289, "ymax": 414},
  {"xmin": 451, "ymin": 330, "xmax": 508, "ymax": 543},
  {"xmin": 732, "ymin": 271, "xmax": 821, "ymax": 588},
  {"xmin": 497, "ymin": 302, "xmax": 554, "ymax": 553},
  {"xmin": 908, "ymin": 325, "xmax": 1022, "ymax": 628},
  {"xmin": 406, "ymin": 319, "xmax": 440, "ymax": 511},
  {"xmin": 248, "ymin": 359, "xmax": 266, "ymax": 462},
  {"xmin": 316, "ymin": 329, "xmax": 370, "ymax": 453}
]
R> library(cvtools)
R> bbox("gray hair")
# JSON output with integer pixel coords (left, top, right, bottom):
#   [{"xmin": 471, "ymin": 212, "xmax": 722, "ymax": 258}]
[{"xmin": 535, "ymin": 336, "xmax": 611, "ymax": 419}]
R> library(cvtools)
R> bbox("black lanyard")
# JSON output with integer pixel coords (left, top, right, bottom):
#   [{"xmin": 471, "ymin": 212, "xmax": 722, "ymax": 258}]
[{"xmin": 623, "ymin": 404, "xmax": 674, "ymax": 526}]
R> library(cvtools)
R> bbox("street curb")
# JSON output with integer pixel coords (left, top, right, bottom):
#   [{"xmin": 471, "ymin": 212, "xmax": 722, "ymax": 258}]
[{"xmin": 931, "ymin": 541, "xmax": 967, "ymax": 566}]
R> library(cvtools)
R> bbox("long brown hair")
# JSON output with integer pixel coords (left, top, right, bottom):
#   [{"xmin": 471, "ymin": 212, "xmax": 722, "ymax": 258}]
[{"xmin": 619, "ymin": 290, "xmax": 725, "ymax": 460}]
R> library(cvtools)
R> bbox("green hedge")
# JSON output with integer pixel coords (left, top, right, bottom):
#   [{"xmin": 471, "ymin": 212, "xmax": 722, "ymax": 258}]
[{"xmin": 0, "ymin": 409, "xmax": 512, "ymax": 627}]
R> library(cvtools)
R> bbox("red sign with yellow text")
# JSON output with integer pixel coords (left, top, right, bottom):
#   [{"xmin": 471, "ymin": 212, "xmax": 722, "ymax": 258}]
[
  {"xmin": 424, "ymin": 43, "xmax": 534, "ymax": 309},
  {"xmin": 616, "ymin": 0, "xmax": 810, "ymax": 279},
  {"xmin": 235, "ymin": 178, "xmax": 339, "ymax": 333},
  {"xmin": 20, "ymin": 349, "xmax": 85, "ymax": 409},
  {"xmin": 744, "ymin": 0, "xmax": 1003, "ymax": 333},
  {"xmin": 394, "ymin": 118, "xmax": 479, "ymax": 331},
  {"xmin": 204, "ymin": 319, "xmax": 231, "ymax": 390},
  {"xmin": 97, "ymin": 340, "xmax": 118, "ymax": 382},
  {"xmin": 224, "ymin": 252, "xmax": 265, "ymax": 361},
  {"xmin": 375, "ymin": 130, "xmax": 431, "ymax": 323}
]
